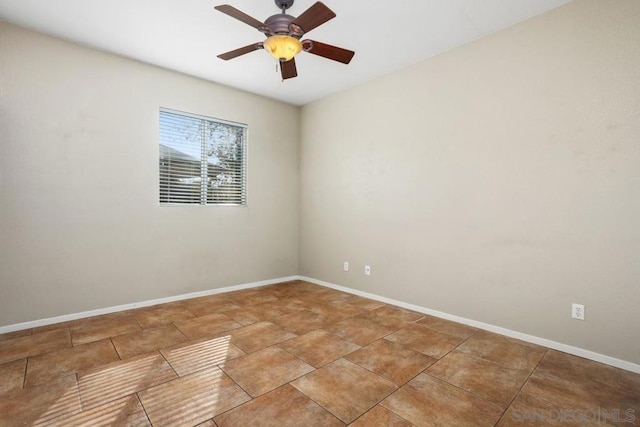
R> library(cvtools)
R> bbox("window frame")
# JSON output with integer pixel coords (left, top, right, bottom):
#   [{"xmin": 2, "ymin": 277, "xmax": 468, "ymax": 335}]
[{"xmin": 159, "ymin": 108, "xmax": 248, "ymax": 207}]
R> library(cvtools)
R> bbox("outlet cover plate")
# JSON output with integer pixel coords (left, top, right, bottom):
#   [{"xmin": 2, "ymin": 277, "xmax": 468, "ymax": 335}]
[{"xmin": 572, "ymin": 303, "xmax": 585, "ymax": 320}]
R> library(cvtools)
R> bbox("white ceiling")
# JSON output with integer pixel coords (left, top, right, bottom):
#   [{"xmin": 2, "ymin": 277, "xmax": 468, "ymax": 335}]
[{"xmin": 0, "ymin": 0, "xmax": 570, "ymax": 106}]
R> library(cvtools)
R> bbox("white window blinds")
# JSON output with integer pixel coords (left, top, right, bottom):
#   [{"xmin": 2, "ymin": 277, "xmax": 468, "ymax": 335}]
[{"xmin": 159, "ymin": 109, "xmax": 247, "ymax": 205}]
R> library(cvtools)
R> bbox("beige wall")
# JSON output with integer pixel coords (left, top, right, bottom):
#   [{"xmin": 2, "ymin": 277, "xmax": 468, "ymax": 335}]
[
  {"xmin": 0, "ymin": 23, "xmax": 299, "ymax": 325},
  {"xmin": 300, "ymin": 0, "xmax": 640, "ymax": 364}
]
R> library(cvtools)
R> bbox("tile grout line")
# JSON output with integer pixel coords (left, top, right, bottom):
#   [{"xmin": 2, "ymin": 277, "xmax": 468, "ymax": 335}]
[
  {"xmin": 276, "ymin": 318, "xmax": 408, "ymax": 426},
  {"xmin": 288, "ymin": 381, "xmax": 348, "ymax": 424},
  {"xmin": 157, "ymin": 345, "xmax": 181, "ymax": 378},
  {"xmin": 133, "ymin": 318, "xmax": 145, "ymax": 331},
  {"xmin": 420, "ymin": 370, "xmax": 505, "ymax": 414},
  {"xmin": 213, "ymin": 335, "xmax": 326, "ymax": 420},
  {"xmin": 210, "ymin": 365, "xmax": 257, "ymax": 422},
  {"xmin": 172, "ymin": 321, "xmax": 191, "ymax": 342},
  {"xmin": 78, "ymin": 350, "xmax": 182, "ymax": 413},
  {"xmin": 349, "ymin": 353, "xmax": 419, "ymax": 425},
  {"xmin": 216, "ymin": 356, "xmax": 254, "ymax": 398},
  {"xmin": 108, "ymin": 337, "xmax": 122, "ymax": 360},
  {"xmin": 492, "ymin": 348, "xmax": 549, "ymax": 426},
  {"xmin": 414, "ymin": 330, "xmax": 544, "ymax": 423},
  {"xmin": 75, "ymin": 372, "xmax": 86, "ymax": 412},
  {"xmin": 22, "ymin": 357, "xmax": 29, "ymax": 389},
  {"xmin": 491, "ymin": 348, "xmax": 624, "ymax": 425},
  {"xmin": 378, "ymin": 328, "xmax": 510, "ymax": 420},
  {"xmin": 135, "ymin": 392, "xmax": 154, "ymax": 426}
]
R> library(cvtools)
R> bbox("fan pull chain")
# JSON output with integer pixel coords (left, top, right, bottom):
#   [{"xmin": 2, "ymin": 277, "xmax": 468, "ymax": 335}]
[{"xmin": 276, "ymin": 62, "xmax": 284, "ymax": 82}]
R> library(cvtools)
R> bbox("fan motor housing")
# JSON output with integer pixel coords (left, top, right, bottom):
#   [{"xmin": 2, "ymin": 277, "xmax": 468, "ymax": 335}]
[{"xmin": 265, "ymin": 13, "xmax": 297, "ymax": 36}]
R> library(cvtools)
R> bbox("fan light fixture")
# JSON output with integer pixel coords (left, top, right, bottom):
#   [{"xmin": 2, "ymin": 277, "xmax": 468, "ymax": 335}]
[
  {"xmin": 263, "ymin": 35, "xmax": 302, "ymax": 62},
  {"xmin": 215, "ymin": 1, "xmax": 355, "ymax": 80}
]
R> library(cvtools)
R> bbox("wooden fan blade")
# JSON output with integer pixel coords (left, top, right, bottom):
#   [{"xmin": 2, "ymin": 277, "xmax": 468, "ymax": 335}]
[
  {"xmin": 218, "ymin": 43, "xmax": 263, "ymax": 60},
  {"xmin": 290, "ymin": 2, "xmax": 336, "ymax": 35},
  {"xmin": 215, "ymin": 5, "xmax": 266, "ymax": 31},
  {"xmin": 280, "ymin": 58, "xmax": 298, "ymax": 80},
  {"xmin": 303, "ymin": 40, "xmax": 355, "ymax": 64}
]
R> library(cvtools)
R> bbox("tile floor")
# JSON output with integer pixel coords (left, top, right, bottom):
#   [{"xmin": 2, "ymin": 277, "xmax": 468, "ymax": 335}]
[{"xmin": 0, "ymin": 280, "xmax": 638, "ymax": 426}]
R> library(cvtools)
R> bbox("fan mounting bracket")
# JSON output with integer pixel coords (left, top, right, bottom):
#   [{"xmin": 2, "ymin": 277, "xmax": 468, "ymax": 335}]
[{"xmin": 275, "ymin": 0, "xmax": 294, "ymax": 11}]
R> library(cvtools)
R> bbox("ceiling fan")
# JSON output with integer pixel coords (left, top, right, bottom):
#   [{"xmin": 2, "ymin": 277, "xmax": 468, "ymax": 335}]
[{"xmin": 215, "ymin": 0, "xmax": 355, "ymax": 80}]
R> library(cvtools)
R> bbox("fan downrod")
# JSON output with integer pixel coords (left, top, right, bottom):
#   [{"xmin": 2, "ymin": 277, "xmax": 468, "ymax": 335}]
[{"xmin": 275, "ymin": 0, "xmax": 294, "ymax": 12}]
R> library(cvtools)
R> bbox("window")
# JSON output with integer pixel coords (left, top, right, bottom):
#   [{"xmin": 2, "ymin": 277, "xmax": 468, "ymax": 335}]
[{"xmin": 159, "ymin": 108, "xmax": 247, "ymax": 205}]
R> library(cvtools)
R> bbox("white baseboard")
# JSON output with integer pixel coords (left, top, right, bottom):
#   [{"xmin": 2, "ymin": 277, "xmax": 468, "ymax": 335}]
[
  {"xmin": 2, "ymin": 273, "xmax": 638, "ymax": 375},
  {"xmin": 300, "ymin": 276, "xmax": 640, "ymax": 374},
  {"xmin": 0, "ymin": 275, "xmax": 299, "ymax": 335}
]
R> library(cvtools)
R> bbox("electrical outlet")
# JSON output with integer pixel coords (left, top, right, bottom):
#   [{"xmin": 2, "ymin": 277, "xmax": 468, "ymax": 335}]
[
  {"xmin": 572, "ymin": 303, "xmax": 585, "ymax": 320},
  {"xmin": 364, "ymin": 265, "xmax": 371, "ymax": 275},
  {"xmin": 343, "ymin": 261, "xmax": 349, "ymax": 271}
]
